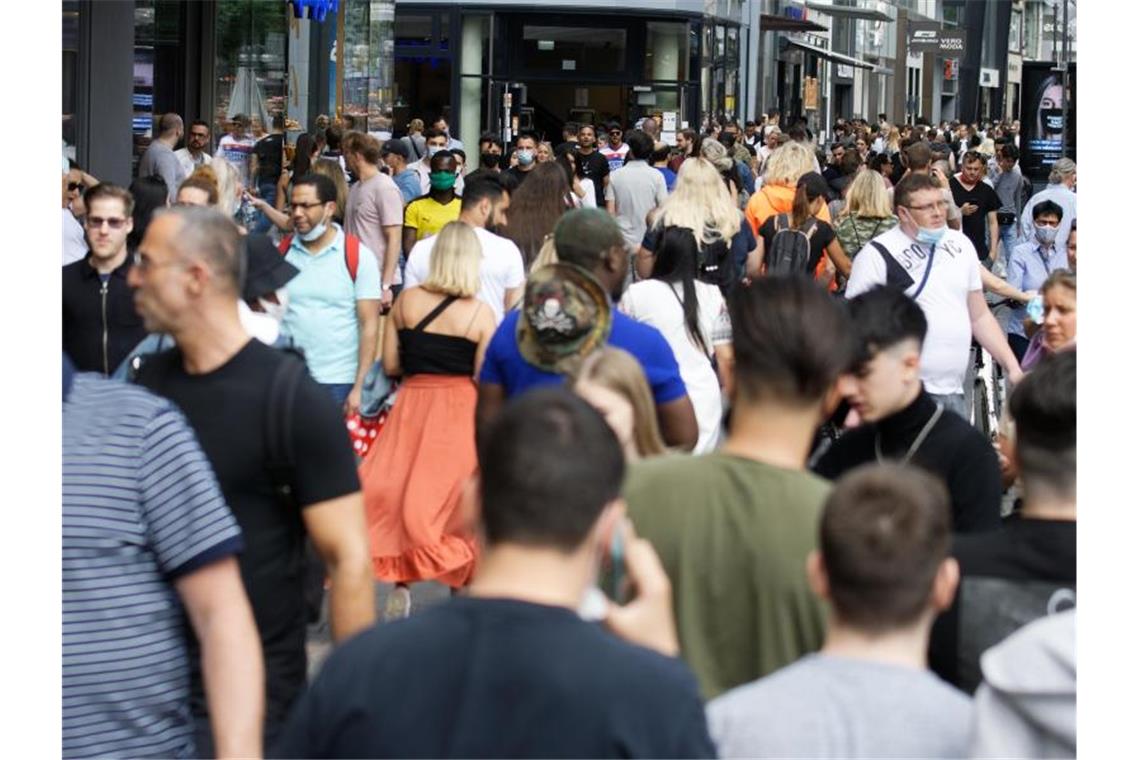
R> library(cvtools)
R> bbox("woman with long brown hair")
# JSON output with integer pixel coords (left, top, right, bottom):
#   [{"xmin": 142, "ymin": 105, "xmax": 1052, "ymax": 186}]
[
  {"xmin": 502, "ymin": 161, "xmax": 571, "ymax": 269},
  {"xmin": 753, "ymin": 172, "xmax": 849, "ymax": 281}
]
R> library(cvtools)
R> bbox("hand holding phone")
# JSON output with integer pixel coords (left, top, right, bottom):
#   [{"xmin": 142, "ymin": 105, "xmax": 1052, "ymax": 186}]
[{"xmin": 602, "ymin": 518, "xmax": 680, "ymax": 658}]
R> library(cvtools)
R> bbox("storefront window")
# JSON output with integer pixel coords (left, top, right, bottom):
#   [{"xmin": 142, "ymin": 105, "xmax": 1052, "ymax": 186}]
[
  {"xmin": 63, "ymin": 1, "xmax": 80, "ymax": 159},
  {"xmin": 522, "ymin": 25, "xmax": 626, "ymax": 75},
  {"xmin": 395, "ymin": 14, "xmax": 433, "ymax": 47},
  {"xmin": 214, "ymin": 0, "xmax": 288, "ymax": 143},
  {"xmin": 133, "ymin": 2, "xmax": 156, "ymax": 174},
  {"xmin": 343, "ymin": 0, "xmax": 395, "ymax": 129},
  {"xmin": 645, "ymin": 22, "xmax": 689, "ymax": 82}
]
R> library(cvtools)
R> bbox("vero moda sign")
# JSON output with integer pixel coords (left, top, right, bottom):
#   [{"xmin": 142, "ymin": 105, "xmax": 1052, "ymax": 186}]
[{"xmin": 908, "ymin": 21, "xmax": 966, "ymax": 54}]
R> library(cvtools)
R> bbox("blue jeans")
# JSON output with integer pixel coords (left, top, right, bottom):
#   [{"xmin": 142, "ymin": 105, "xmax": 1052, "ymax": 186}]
[
  {"xmin": 930, "ymin": 392, "xmax": 968, "ymax": 420},
  {"xmin": 323, "ymin": 383, "xmax": 354, "ymax": 407},
  {"xmin": 253, "ymin": 181, "xmax": 278, "ymax": 234},
  {"xmin": 998, "ymin": 223, "xmax": 1020, "ymax": 269}
]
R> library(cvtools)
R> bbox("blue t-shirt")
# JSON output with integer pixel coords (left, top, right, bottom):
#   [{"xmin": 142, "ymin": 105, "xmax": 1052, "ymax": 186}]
[
  {"xmin": 656, "ymin": 166, "xmax": 677, "ymax": 192},
  {"xmin": 393, "ymin": 168, "xmax": 422, "ymax": 204},
  {"xmin": 479, "ymin": 310, "xmax": 688, "ymax": 405}
]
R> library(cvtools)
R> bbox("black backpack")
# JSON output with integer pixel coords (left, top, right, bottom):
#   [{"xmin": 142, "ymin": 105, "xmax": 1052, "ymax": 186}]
[
  {"xmin": 767, "ymin": 214, "xmax": 819, "ymax": 276},
  {"xmin": 695, "ymin": 235, "xmax": 736, "ymax": 295}
]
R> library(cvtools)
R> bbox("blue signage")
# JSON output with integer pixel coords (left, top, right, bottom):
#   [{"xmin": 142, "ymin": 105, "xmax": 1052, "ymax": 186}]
[{"xmin": 289, "ymin": 0, "xmax": 339, "ymax": 23}]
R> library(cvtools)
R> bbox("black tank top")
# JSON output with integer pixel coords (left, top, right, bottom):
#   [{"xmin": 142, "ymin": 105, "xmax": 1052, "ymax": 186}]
[{"xmin": 398, "ymin": 295, "xmax": 478, "ymax": 377}]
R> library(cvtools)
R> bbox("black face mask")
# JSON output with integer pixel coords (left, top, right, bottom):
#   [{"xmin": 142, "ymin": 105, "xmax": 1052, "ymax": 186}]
[{"xmin": 480, "ymin": 152, "xmax": 500, "ymax": 168}]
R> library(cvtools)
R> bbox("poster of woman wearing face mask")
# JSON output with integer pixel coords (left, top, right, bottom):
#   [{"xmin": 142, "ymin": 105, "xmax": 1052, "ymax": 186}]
[{"xmin": 1019, "ymin": 62, "xmax": 1076, "ymax": 182}]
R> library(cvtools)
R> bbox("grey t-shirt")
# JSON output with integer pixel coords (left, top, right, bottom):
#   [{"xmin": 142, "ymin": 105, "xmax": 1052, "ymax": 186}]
[
  {"xmin": 707, "ymin": 654, "xmax": 972, "ymax": 759},
  {"xmin": 138, "ymin": 140, "xmax": 186, "ymax": 202},
  {"xmin": 605, "ymin": 160, "xmax": 668, "ymax": 253}
]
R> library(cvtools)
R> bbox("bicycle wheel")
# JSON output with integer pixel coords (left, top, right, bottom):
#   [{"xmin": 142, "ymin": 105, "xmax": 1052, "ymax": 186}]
[{"xmin": 973, "ymin": 378, "xmax": 992, "ymax": 439}]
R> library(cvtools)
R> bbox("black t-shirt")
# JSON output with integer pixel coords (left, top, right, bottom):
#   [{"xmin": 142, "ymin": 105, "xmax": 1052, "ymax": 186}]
[
  {"xmin": 272, "ymin": 597, "xmax": 716, "ymax": 758},
  {"xmin": 505, "ymin": 165, "xmax": 536, "ymax": 188},
  {"xmin": 758, "ymin": 214, "xmax": 837, "ymax": 274},
  {"xmin": 949, "ymin": 176, "xmax": 1001, "ymax": 260},
  {"xmin": 254, "ymin": 133, "xmax": 286, "ymax": 183},
  {"xmin": 576, "ymin": 149, "xmax": 611, "ymax": 207},
  {"xmin": 813, "ymin": 391, "xmax": 1002, "ymax": 534},
  {"xmin": 928, "ymin": 517, "xmax": 1076, "ymax": 694},
  {"xmin": 137, "ymin": 340, "xmax": 361, "ymax": 722}
]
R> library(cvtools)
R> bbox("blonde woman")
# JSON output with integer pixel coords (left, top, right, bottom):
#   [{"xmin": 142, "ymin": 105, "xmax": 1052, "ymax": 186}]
[
  {"xmin": 573, "ymin": 347, "xmax": 667, "ymax": 461},
  {"xmin": 310, "ymin": 157, "xmax": 349, "ymax": 224},
  {"xmin": 209, "ymin": 156, "xmax": 243, "ymax": 218},
  {"xmin": 359, "ymin": 221, "xmax": 496, "ymax": 618},
  {"xmin": 744, "ymin": 140, "xmax": 827, "ymax": 236},
  {"xmin": 637, "ymin": 157, "xmax": 755, "ymax": 288},
  {"xmin": 833, "ymin": 168, "xmax": 899, "ymax": 269},
  {"xmin": 536, "ymin": 141, "xmax": 554, "ymax": 163}
]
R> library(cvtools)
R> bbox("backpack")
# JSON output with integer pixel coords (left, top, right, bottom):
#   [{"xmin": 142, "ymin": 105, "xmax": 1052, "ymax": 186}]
[
  {"xmin": 278, "ymin": 233, "xmax": 361, "ymax": 282},
  {"xmin": 766, "ymin": 214, "xmax": 818, "ymax": 276},
  {"xmin": 695, "ymin": 235, "xmax": 736, "ymax": 295}
]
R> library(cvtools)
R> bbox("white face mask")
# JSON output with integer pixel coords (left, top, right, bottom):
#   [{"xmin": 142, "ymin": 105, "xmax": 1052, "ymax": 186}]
[{"xmin": 258, "ymin": 287, "xmax": 290, "ymax": 324}]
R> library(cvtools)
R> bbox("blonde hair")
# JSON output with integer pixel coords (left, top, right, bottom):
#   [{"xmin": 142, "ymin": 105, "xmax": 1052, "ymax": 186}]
[
  {"xmin": 763, "ymin": 141, "xmax": 816, "ymax": 186},
  {"xmin": 574, "ymin": 347, "xmax": 666, "ymax": 459},
  {"xmin": 887, "ymin": 127, "xmax": 901, "ymax": 152},
  {"xmin": 841, "ymin": 168, "xmax": 895, "ymax": 219},
  {"xmin": 209, "ymin": 156, "xmax": 241, "ymax": 216},
  {"xmin": 699, "ymin": 138, "xmax": 734, "ymax": 173},
  {"xmin": 310, "ymin": 158, "xmax": 348, "ymax": 221},
  {"xmin": 408, "ymin": 118, "xmax": 424, "ymax": 134},
  {"xmin": 530, "ymin": 234, "xmax": 558, "ymax": 272},
  {"xmin": 655, "ymin": 158, "xmax": 740, "ymax": 244},
  {"xmin": 422, "ymin": 221, "xmax": 481, "ymax": 298}
]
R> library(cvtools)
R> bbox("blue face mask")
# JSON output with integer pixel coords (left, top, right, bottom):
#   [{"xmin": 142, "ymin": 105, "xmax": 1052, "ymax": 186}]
[
  {"xmin": 299, "ymin": 210, "xmax": 330, "ymax": 242},
  {"xmin": 915, "ymin": 224, "xmax": 948, "ymax": 247}
]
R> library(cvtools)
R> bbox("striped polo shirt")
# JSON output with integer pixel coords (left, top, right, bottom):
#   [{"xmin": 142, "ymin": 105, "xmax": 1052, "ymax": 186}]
[{"xmin": 63, "ymin": 374, "xmax": 243, "ymax": 759}]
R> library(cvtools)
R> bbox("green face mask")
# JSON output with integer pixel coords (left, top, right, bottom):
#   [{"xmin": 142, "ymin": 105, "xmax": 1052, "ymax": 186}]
[{"xmin": 429, "ymin": 171, "xmax": 457, "ymax": 191}]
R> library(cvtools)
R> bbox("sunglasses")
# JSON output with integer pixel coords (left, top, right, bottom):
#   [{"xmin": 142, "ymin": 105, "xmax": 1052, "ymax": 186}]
[
  {"xmin": 67, "ymin": 182, "xmax": 84, "ymax": 192},
  {"xmin": 85, "ymin": 216, "xmax": 128, "ymax": 230}
]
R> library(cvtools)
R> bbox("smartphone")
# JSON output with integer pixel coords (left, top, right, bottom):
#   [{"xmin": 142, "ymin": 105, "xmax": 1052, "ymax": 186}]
[{"xmin": 609, "ymin": 529, "xmax": 625, "ymax": 602}]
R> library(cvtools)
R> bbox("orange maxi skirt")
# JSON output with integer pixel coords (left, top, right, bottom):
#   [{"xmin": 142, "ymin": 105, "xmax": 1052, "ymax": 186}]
[{"xmin": 359, "ymin": 374, "xmax": 479, "ymax": 588}]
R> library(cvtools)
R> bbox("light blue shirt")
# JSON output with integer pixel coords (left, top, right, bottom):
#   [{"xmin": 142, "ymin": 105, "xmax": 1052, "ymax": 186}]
[
  {"xmin": 393, "ymin": 168, "xmax": 421, "ymax": 204},
  {"xmin": 1004, "ymin": 238, "xmax": 1067, "ymax": 338},
  {"xmin": 282, "ymin": 226, "xmax": 382, "ymax": 384},
  {"xmin": 1019, "ymin": 184, "xmax": 1076, "ymax": 251}
]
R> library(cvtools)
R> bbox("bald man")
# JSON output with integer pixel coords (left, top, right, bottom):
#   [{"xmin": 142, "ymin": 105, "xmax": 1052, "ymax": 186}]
[{"xmin": 138, "ymin": 112, "xmax": 187, "ymax": 202}]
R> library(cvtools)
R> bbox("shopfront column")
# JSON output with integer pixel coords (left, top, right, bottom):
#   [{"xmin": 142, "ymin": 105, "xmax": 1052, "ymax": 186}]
[{"xmin": 78, "ymin": 0, "xmax": 135, "ymax": 185}]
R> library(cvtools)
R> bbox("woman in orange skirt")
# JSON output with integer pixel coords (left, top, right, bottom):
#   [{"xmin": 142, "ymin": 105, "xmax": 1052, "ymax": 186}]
[{"xmin": 359, "ymin": 221, "xmax": 496, "ymax": 618}]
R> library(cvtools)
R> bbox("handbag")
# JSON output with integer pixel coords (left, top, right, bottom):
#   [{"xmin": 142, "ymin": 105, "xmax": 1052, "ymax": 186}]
[{"xmin": 346, "ymin": 359, "xmax": 399, "ymax": 457}]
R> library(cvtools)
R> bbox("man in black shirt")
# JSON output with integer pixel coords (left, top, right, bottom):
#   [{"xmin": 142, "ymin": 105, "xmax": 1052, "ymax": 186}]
[
  {"xmin": 814, "ymin": 286, "xmax": 1002, "ymax": 533},
  {"xmin": 274, "ymin": 389, "xmax": 715, "ymax": 759},
  {"xmin": 575, "ymin": 123, "xmax": 611, "ymax": 207},
  {"xmin": 950, "ymin": 150, "xmax": 1002, "ymax": 264},
  {"xmin": 250, "ymin": 113, "xmax": 286, "ymax": 233},
  {"xmin": 929, "ymin": 350, "xmax": 1077, "ymax": 694},
  {"xmin": 504, "ymin": 129, "xmax": 540, "ymax": 188},
  {"xmin": 129, "ymin": 207, "xmax": 376, "ymax": 752},
  {"xmin": 62, "ymin": 183, "xmax": 147, "ymax": 375}
]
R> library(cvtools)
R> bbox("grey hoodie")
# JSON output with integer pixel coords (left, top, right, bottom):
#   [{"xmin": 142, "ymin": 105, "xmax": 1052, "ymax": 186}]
[{"xmin": 970, "ymin": 609, "xmax": 1076, "ymax": 759}]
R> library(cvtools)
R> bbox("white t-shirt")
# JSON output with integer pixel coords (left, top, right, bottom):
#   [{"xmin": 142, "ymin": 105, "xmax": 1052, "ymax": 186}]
[
  {"xmin": 403, "ymin": 226, "xmax": 526, "ymax": 325},
  {"xmin": 573, "ymin": 178, "xmax": 598, "ymax": 209},
  {"xmin": 619, "ymin": 279, "xmax": 731, "ymax": 453},
  {"xmin": 63, "ymin": 208, "xmax": 88, "ymax": 266},
  {"xmin": 846, "ymin": 225, "xmax": 982, "ymax": 395},
  {"xmin": 174, "ymin": 148, "xmax": 212, "ymax": 178}
]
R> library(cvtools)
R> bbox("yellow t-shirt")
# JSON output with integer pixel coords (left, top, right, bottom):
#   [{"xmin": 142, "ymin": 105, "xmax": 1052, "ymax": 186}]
[{"xmin": 403, "ymin": 196, "xmax": 462, "ymax": 241}]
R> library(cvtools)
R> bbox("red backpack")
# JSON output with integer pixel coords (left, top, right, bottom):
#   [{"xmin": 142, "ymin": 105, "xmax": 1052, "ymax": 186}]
[{"xmin": 278, "ymin": 233, "xmax": 361, "ymax": 282}]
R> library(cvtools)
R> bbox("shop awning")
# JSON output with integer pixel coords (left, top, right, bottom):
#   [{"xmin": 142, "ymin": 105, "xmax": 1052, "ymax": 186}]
[
  {"xmin": 760, "ymin": 14, "xmax": 828, "ymax": 33},
  {"xmin": 804, "ymin": 2, "xmax": 893, "ymax": 23},
  {"xmin": 783, "ymin": 38, "xmax": 875, "ymax": 71}
]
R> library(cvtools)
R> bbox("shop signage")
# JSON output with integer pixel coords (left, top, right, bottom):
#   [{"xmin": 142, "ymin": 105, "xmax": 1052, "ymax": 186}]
[
  {"xmin": 836, "ymin": 64, "xmax": 854, "ymax": 79},
  {"xmin": 980, "ymin": 68, "xmax": 1000, "ymax": 88},
  {"xmin": 289, "ymin": 0, "xmax": 339, "ymax": 22},
  {"xmin": 1020, "ymin": 61, "xmax": 1076, "ymax": 181},
  {"xmin": 803, "ymin": 77, "xmax": 819, "ymax": 111},
  {"xmin": 908, "ymin": 21, "xmax": 966, "ymax": 54}
]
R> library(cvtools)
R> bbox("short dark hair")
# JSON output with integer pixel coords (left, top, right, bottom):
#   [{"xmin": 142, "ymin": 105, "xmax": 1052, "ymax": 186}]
[
  {"xmin": 430, "ymin": 150, "xmax": 456, "ymax": 171},
  {"xmin": 325, "ymin": 125, "xmax": 343, "ymax": 151},
  {"xmin": 478, "ymin": 388, "xmax": 625, "ymax": 551},
  {"xmin": 788, "ymin": 125, "xmax": 807, "ymax": 142},
  {"xmin": 272, "ymin": 113, "xmax": 286, "ymax": 130},
  {"xmin": 821, "ymin": 464, "xmax": 952, "ymax": 631},
  {"xmin": 292, "ymin": 172, "xmax": 338, "ymax": 205},
  {"xmin": 563, "ymin": 122, "xmax": 579, "ymax": 136},
  {"xmin": 998, "ymin": 143, "xmax": 1020, "ymax": 161},
  {"xmin": 479, "ymin": 132, "xmax": 504, "ymax": 151},
  {"xmin": 605, "ymin": 120, "xmax": 623, "ymax": 134},
  {"xmin": 727, "ymin": 276, "xmax": 853, "ymax": 406},
  {"xmin": 961, "ymin": 150, "xmax": 985, "ymax": 166},
  {"xmin": 577, "ymin": 123, "xmax": 597, "ymax": 137},
  {"xmin": 847, "ymin": 285, "xmax": 928, "ymax": 367},
  {"xmin": 190, "ymin": 119, "xmax": 210, "ymax": 132},
  {"xmin": 515, "ymin": 130, "xmax": 539, "ymax": 147},
  {"xmin": 1032, "ymin": 199, "xmax": 1065, "ymax": 221},
  {"xmin": 461, "ymin": 176, "xmax": 506, "ymax": 210},
  {"xmin": 423, "ymin": 126, "xmax": 446, "ymax": 141},
  {"xmin": 1009, "ymin": 350, "xmax": 1076, "ymax": 500},
  {"xmin": 626, "ymin": 129, "xmax": 654, "ymax": 160},
  {"xmin": 83, "ymin": 183, "xmax": 134, "ymax": 217},
  {"xmin": 893, "ymin": 172, "xmax": 943, "ymax": 210},
  {"xmin": 904, "ymin": 141, "xmax": 932, "ymax": 170}
]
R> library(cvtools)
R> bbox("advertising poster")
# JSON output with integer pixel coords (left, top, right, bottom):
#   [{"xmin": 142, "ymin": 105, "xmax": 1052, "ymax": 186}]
[{"xmin": 1020, "ymin": 61, "xmax": 1076, "ymax": 181}]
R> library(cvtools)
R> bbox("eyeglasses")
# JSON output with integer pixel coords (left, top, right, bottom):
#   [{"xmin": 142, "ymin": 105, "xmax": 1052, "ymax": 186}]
[
  {"xmin": 906, "ymin": 200, "xmax": 950, "ymax": 214},
  {"xmin": 131, "ymin": 251, "xmax": 181, "ymax": 272},
  {"xmin": 189, "ymin": 132, "xmax": 210, "ymax": 139},
  {"xmin": 290, "ymin": 201, "xmax": 326, "ymax": 211},
  {"xmin": 67, "ymin": 182, "xmax": 84, "ymax": 192},
  {"xmin": 85, "ymin": 216, "xmax": 128, "ymax": 230}
]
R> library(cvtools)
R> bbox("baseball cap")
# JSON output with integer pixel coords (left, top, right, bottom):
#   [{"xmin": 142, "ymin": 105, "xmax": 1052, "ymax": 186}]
[
  {"xmin": 243, "ymin": 234, "xmax": 299, "ymax": 302},
  {"xmin": 381, "ymin": 139, "xmax": 409, "ymax": 159},
  {"xmin": 552, "ymin": 208, "xmax": 626, "ymax": 269},
  {"xmin": 516, "ymin": 263, "xmax": 612, "ymax": 375}
]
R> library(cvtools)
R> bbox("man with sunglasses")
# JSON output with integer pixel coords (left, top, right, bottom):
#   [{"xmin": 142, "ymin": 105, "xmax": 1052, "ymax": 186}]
[
  {"xmin": 63, "ymin": 160, "xmax": 97, "ymax": 266},
  {"xmin": 175, "ymin": 120, "xmax": 213, "ymax": 177},
  {"xmin": 846, "ymin": 173, "xmax": 1023, "ymax": 419},
  {"xmin": 599, "ymin": 121, "xmax": 631, "ymax": 173},
  {"xmin": 62, "ymin": 183, "xmax": 148, "ymax": 375}
]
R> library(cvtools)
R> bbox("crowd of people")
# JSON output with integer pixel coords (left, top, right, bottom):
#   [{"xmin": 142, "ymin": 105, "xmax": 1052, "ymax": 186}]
[{"xmin": 62, "ymin": 107, "xmax": 1076, "ymax": 758}]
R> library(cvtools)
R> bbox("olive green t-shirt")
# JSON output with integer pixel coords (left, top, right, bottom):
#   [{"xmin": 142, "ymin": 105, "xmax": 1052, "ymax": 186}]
[{"xmin": 624, "ymin": 452, "xmax": 830, "ymax": 700}]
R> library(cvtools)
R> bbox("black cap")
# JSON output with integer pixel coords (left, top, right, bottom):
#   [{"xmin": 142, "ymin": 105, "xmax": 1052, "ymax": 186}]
[
  {"xmin": 243, "ymin": 234, "xmax": 299, "ymax": 302},
  {"xmin": 381, "ymin": 139, "xmax": 409, "ymax": 159}
]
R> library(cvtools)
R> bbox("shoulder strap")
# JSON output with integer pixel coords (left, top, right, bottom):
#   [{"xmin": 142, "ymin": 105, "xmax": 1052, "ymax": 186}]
[
  {"xmin": 264, "ymin": 353, "xmax": 306, "ymax": 508},
  {"xmin": 413, "ymin": 294, "xmax": 460, "ymax": 332},
  {"xmin": 774, "ymin": 213, "xmax": 788, "ymax": 232},
  {"xmin": 278, "ymin": 235, "xmax": 293, "ymax": 254},
  {"xmin": 870, "ymin": 241, "xmax": 917, "ymax": 292},
  {"xmin": 801, "ymin": 217, "xmax": 818, "ymax": 241},
  {"xmin": 344, "ymin": 234, "xmax": 359, "ymax": 282}
]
